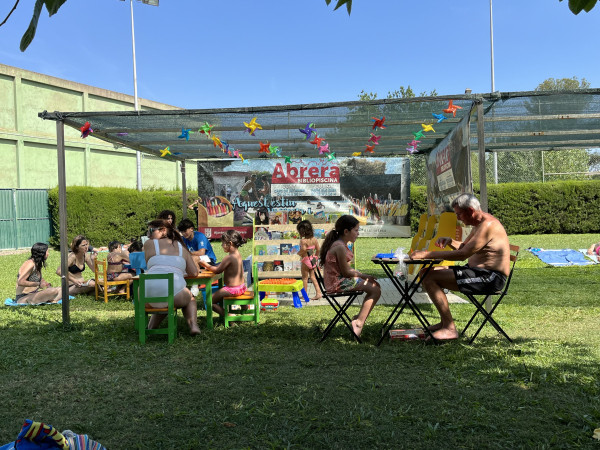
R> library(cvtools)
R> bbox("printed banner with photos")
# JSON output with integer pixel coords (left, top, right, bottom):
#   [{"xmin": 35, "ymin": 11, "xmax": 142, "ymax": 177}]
[
  {"xmin": 426, "ymin": 105, "xmax": 474, "ymax": 215},
  {"xmin": 196, "ymin": 156, "xmax": 411, "ymax": 238}
]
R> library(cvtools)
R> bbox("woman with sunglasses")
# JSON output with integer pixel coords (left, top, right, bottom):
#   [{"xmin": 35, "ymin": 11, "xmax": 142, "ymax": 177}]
[{"xmin": 143, "ymin": 219, "xmax": 201, "ymax": 336}]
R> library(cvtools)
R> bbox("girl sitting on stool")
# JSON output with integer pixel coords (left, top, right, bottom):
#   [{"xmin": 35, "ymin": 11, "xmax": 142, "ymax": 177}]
[{"xmin": 199, "ymin": 230, "xmax": 248, "ymax": 318}]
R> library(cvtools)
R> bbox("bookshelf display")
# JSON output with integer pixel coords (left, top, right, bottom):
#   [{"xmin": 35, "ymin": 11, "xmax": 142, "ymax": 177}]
[{"xmin": 252, "ymin": 223, "xmax": 335, "ymax": 279}]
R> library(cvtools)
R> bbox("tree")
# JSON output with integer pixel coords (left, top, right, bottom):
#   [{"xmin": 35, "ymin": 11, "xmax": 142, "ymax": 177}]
[
  {"xmin": 559, "ymin": 0, "xmax": 598, "ymax": 14},
  {"xmin": 324, "ymin": 0, "xmax": 352, "ymax": 14},
  {"xmin": 1, "ymin": 0, "xmax": 67, "ymax": 51},
  {"xmin": 534, "ymin": 76, "xmax": 590, "ymax": 91},
  {"xmin": 1, "ymin": 0, "xmax": 350, "ymax": 51},
  {"xmin": 358, "ymin": 86, "xmax": 437, "ymax": 101},
  {"xmin": 491, "ymin": 77, "xmax": 593, "ymax": 183},
  {"xmin": 356, "ymin": 86, "xmax": 436, "ymax": 186},
  {"xmin": 3, "ymin": 0, "xmax": 596, "ymax": 52}
]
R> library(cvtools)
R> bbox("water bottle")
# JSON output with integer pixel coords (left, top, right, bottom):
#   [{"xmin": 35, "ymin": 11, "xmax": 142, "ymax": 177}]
[{"xmin": 393, "ymin": 247, "xmax": 407, "ymax": 282}]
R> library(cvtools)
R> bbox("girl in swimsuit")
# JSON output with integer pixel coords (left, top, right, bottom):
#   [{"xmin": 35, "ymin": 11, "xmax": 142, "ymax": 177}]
[
  {"xmin": 106, "ymin": 241, "xmax": 133, "ymax": 292},
  {"xmin": 297, "ymin": 220, "xmax": 322, "ymax": 300},
  {"xmin": 199, "ymin": 230, "xmax": 247, "ymax": 318},
  {"xmin": 586, "ymin": 241, "xmax": 600, "ymax": 257},
  {"xmin": 16, "ymin": 243, "xmax": 62, "ymax": 304},
  {"xmin": 56, "ymin": 235, "xmax": 96, "ymax": 295},
  {"xmin": 320, "ymin": 215, "xmax": 381, "ymax": 338},
  {"xmin": 143, "ymin": 219, "xmax": 200, "ymax": 336}
]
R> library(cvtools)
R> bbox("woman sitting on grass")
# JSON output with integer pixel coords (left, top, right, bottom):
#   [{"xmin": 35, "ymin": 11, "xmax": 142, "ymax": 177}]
[
  {"xmin": 320, "ymin": 215, "xmax": 381, "ymax": 338},
  {"xmin": 56, "ymin": 235, "xmax": 96, "ymax": 296},
  {"xmin": 143, "ymin": 219, "xmax": 200, "ymax": 336},
  {"xmin": 16, "ymin": 242, "xmax": 62, "ymax": 304}
]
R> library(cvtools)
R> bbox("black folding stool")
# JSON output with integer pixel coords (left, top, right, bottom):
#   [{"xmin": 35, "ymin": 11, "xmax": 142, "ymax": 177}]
[
  {"xmin": 461, "ymin": 245, "xmax": 520, "ymax": 344},
  {"xmin": 314, "ymin": 265, "xmax": 364, "ymax": 343}
]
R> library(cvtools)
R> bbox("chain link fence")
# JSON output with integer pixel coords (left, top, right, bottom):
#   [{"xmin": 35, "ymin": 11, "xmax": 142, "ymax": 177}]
[{"xmin": 410, "ymin": 148, "xmax": 600, "ymax": 186}]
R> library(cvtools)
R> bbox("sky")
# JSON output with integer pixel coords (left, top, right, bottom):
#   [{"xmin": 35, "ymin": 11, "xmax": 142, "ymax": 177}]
[{"xmin": 1, "ymin": 0, "xmax": 599, "ymax": 110}]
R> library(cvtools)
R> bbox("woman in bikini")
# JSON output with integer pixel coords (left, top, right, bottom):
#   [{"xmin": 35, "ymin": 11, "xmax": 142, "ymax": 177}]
[
  {"xmin": 16, "ymin": 243, "xmax": 62, "ymax": 304},
  {"xmin": 320, "ymin": 215, "xmax": 381, "ymax": 338},
  {"xmin": 199, "ymin": 230, "xmax": 247, "ymax": 318},
  {"xmin": 56, "ymin": 235, "xmax": 96, "ymax": 295},
  {"xmin": 296, "ymin": 220, "xmax": 322, "ymax": 300}
]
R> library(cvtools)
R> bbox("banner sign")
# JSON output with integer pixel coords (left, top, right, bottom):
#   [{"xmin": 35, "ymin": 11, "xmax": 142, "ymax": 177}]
[
  {"xmin": 197, "ymin": 157, "xmax": 411, "ymax": 238},
  {"xmin": 271, "ymin": 160, "xmax": 340, "ymax": 197},
  {"xmin": 426, "ymin": 104, "xmax": 474, "ymax": 215}
]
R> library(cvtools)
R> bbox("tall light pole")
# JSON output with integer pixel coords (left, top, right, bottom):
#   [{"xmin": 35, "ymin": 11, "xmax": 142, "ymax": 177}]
[
  {"xmin": 490, "ymin": 0, "xmax": 495, "ymax": 93},
  {"xmin": 121, "ymin": 0, "xmax": 159, "ymax": 191},
  {"xmin": 490, "ymin": 0, "xmax": 498, "ymax": 183}
]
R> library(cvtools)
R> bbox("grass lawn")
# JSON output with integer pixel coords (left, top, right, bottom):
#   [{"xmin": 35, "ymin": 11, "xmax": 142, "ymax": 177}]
[{"xmin": 0, "ymin": 234, "xmax": 599, "ymax": 448}]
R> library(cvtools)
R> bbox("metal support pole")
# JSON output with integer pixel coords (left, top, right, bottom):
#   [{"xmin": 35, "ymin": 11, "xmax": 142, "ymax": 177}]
[
  {"xmin": 57, "ymin": 120, "xmax": 70, "ymax": 326},
  {"xmin": 490, "ymin": 0, "xmax": 498, "ymax": 184},
  {"xmin": 129, "ymin": 0, "xmax": 142, "ymax": 192},
  {"xmin": 181, "ymin": 160, "xmax": 187, "ymax": 220},
  {"xmin": 541, "ymin": 151, "xmax": 545, "ymax": 182},
  {"xmin": 477, "ymin": 101, "xmax": 488, "ymax": 213},
  {"xmin": 478, "ymin": 97, "xmax": 492, "ymax": 312},
  {"xmin": 493, "ymin": 151, "xmax": 498, "ymax": 184},
  {"xmin": 490, "ymin": 0, "xmax": 495, "ymax": 93}
]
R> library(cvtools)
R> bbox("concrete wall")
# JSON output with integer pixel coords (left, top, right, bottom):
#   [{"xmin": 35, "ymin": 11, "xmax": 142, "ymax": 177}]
[{"xmin": 0, "ymin": 64, "xmax": 197, "ymax": 191}]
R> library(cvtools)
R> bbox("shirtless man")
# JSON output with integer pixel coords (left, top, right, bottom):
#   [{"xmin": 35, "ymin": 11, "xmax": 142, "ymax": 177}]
[{"xmin": 410, "ymin": 193, "xmax": 510, "ymax": 341}]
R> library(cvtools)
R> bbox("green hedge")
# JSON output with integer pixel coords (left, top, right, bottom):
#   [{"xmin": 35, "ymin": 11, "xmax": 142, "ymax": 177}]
[
  {"xmin": 48, "ymin": 187, "xmax": 190, "ymax": 248},
  {"xmin": 410, "ymin": 180, "xmax": 600, "ymax": 235},
  {"xmin": 48, "ymin": 181, "xmax": 600, "ymax": 248}
]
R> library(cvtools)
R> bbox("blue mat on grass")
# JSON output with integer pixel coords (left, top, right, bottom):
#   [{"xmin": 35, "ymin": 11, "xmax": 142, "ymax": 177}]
[
  {"xmin": 528, "ymin": 248, "xmax": 596, "ymax": 266},
  {"xmin": 4, "ymin": 296, "xmax": 74, "ymax": 307}
]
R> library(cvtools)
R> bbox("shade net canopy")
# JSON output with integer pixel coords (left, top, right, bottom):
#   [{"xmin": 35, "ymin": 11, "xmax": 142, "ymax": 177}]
[
  {"xmin": 472, "ymin": 90, "xmax": 600, "ymax": 153},
  {"xmin": 38, "ymin": 89, "xmax": 600, "ymax": 162}
]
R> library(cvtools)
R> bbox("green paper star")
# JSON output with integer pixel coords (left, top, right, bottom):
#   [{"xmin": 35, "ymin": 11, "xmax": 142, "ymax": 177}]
[
  {"xmin": 326, "ymin": 152, "xmax": 336, "ymax": 161},
  {"xmin": 284, "ymin": 155, "xmax": 292, "ymax": 163},
  {"xmin": 199, "ymin": 122, "xmax": 214, "ymax": 135}
]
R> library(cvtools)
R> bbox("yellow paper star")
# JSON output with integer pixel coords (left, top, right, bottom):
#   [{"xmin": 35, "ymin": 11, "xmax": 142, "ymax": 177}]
[{"xmin": 211, "ymin": 135, "xmax": 222, "ymax": 148}]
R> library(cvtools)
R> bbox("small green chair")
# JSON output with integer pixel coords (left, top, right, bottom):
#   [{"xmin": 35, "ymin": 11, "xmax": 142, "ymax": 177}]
[
  {"xmin": 223, "ymin": 290, "xmax": 258, "ymax": 328},
  {"xmin": 136, "ymin": 273, "xmax": 177, "ymax": 344}
]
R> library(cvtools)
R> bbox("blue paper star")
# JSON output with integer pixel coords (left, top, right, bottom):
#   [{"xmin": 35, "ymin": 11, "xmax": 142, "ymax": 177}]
[{"xmin": 178, "ymin": 127, "xmax": 192, "ymax": 141}]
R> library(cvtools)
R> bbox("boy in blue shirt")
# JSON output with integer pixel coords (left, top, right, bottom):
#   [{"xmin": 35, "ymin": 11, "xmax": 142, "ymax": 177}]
[{"xmin": 177, "ymin": 219, "xmax": 217, "ymax": 269}]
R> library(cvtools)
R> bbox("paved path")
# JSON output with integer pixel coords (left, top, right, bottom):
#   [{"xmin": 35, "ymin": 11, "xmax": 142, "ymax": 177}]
[{"xmin": 276, "ymin": 278, "xmax": 468, "ymax": 307}]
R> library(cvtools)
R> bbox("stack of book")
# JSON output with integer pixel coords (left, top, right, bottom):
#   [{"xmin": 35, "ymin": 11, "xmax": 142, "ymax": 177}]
[{"xmin": 389, "ymin": 328, "xmax": 426, "ymax": 341}]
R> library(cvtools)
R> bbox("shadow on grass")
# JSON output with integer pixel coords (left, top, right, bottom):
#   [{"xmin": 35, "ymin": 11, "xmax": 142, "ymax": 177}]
[{"xmin": 1, "ymin": 300, "xmax": 599, "ymax": 448}]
